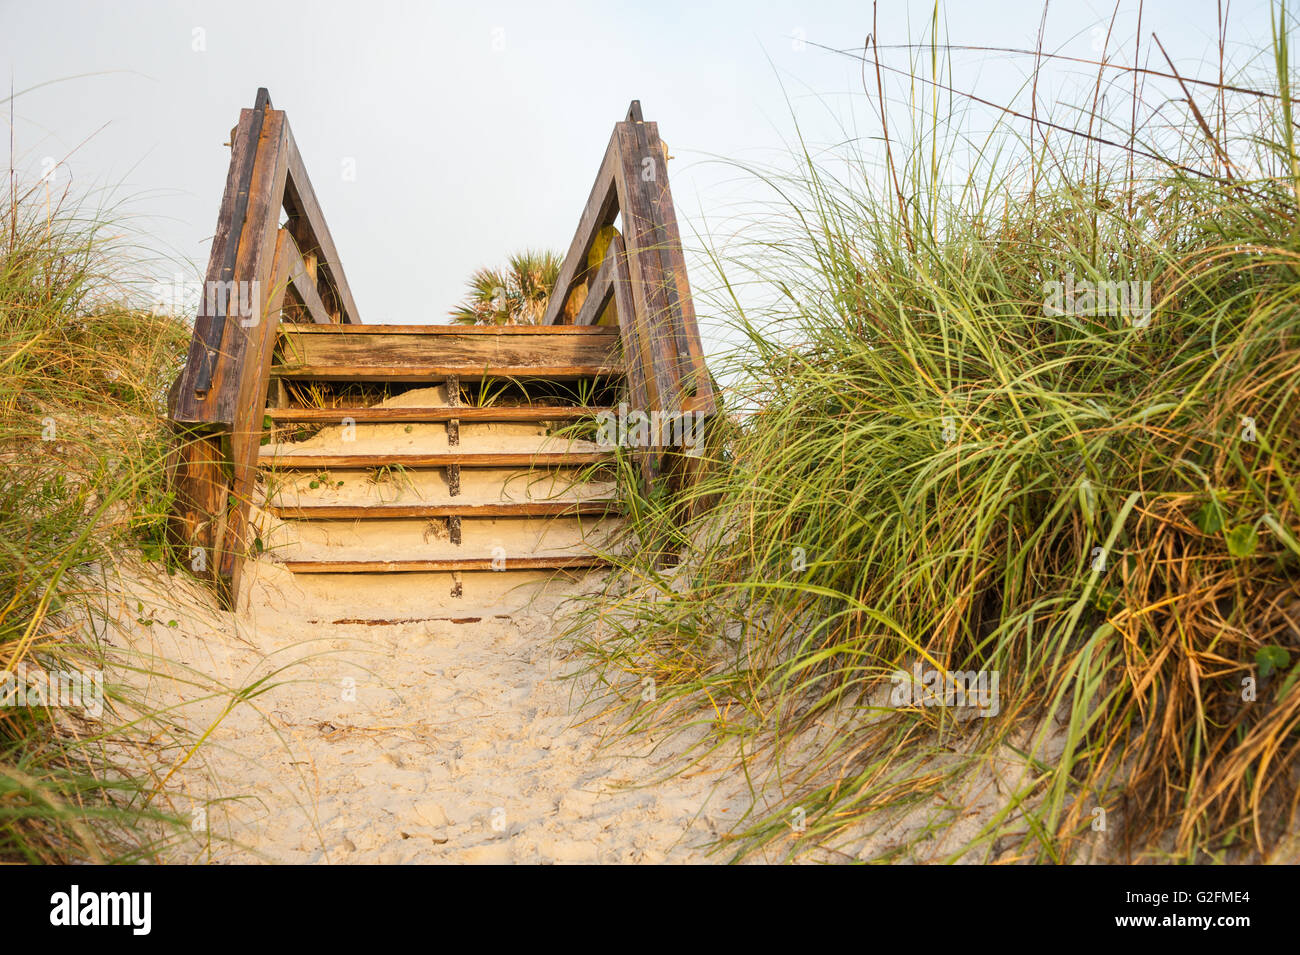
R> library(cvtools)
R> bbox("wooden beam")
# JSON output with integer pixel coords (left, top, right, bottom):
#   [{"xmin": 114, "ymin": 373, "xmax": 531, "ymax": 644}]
[
  {"xmin": 281, "ymin": 324, "xmax": 617, "ymax": 335},
  {"xmin": 281, "ymin": 229, "xmax": 334, "ymax": 325},
  {"xmin": 269, "ymin": 364, "xmax": 623, "ymax": 381},
  {"xmin": 605, "ymin": 235, "xmax": 658, "ymax": 487},
  {"xmin": 445, "ymin": 374, "xmax": 461, "ymax": 544},
  {"xmin": 218, "ymin": 226, "xmax": 296, "ymax": 600},
  {"xmin": 264, "ymin": 405, "xmax": 610, "ymax": 423},
  {"xmin": 281, "ymin": 556, "xmax": 610, "ymax": 574},
  {"xmin": 209, "ymin": 110, "xmax": 290, "ymax": 427},
  {"xmin": 571, "ymin": 240, "xmax": 616, "ymax": 327},
  {"xmin": 259, "ymin": 451, "xmax": 615, "ymax": 469},
  {"xmin": 165, "ymin": 428, "xmax": 231, "ymax": 588},
  {"xmin": 276, "ymin": 326, "xmax": 620, "ymax": 368},
  {"xmin": 283, "ymin": 119, "xmax": 362, "ymax": 325},
  {"xmin": 190, "ymin": 103, "xmax": 269, "ymax": 396},
  {"xmin": 268, "ymin": 501, "xmax": 618, "ymax": 519},
  {"xmin": 640, "ymin": 120, "xmax": 715, "ymax": 415},
  {"xmin": 541, "ymin": 128, "xmax": 621, "ymax": 325},
  {"xmin": 170, "ymin": 106, "xmax": 262, "ymax": 421},
  {"xmin": 172, "ymin": 109, "xmax": 289, "ymax": 428},
  {"xmin": 613, "ymin": 120, "xmax": 681, "ymax": 419}
]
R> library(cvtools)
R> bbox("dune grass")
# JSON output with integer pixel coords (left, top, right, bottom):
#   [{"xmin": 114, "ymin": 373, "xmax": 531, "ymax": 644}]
[
  {"xmin": 567, "ymin": 8, "xmax": 1300, "ymax": 862},
  {"xmin": 0, "ymin": 186, "xmax": 196, "ymax": 861}
]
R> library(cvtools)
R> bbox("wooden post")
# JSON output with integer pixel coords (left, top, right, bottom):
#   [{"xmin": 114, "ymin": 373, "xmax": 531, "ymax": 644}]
[
  {"xmin": 166, "ymin": 89, "xmax": 365, "ymax": 608},
  {"xmin": 448, "ymin": 376, "xmax": 463, "ymax": 597}
]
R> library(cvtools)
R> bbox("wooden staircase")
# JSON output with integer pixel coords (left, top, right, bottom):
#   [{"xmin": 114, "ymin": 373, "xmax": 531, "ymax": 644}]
[
  {"xmin": 165, "ymin": 92, "xmax": 714, "ymax": 609},
  {"xmin": 252, "ymin": 323, "xmax": 623, "ymax": 587}
]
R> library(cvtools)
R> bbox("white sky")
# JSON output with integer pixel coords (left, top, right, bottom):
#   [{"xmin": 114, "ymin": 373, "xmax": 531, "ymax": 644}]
[{"xmin": 0, "ymin": 0, "xmax": 1281, "ymax": 355}]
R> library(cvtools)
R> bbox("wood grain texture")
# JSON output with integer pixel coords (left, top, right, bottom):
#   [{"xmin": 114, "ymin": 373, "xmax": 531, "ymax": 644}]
[
  {"xmin": 283, "ymin": 324, "xmax": 617, "ymax": 335},
  {"xmin": 165, "ymin": 428, "xmax": 231, "ymax": 591},
  {"xmin": 269, "ymin": 364, "xmax": 623, "ymax": 382},
  {"xmin": 260, "ymin": 451, "xmax": 614, "ymax": 468},
  {"xmin": 264, "ymin": 406, "xmax": 610, "ymax": 422},
  {"xmin": 219, "ymin": 226, "xmax": 296, "ymax": 596},
  {"xmin": 281, "ymin": 556, "xmax": 610, "ymax": 574},
  {"xmin": 283, "ymin": 121, "xmax": 362, "ymax": 325},
  {"xmin": 606, "ymin": 235, "xmax": 659, "ymax": 487},
  {"xmin": 276, "ymin": 326, "xmax": 621, "ymax": 369},
  {"xmin": 174, "ymin": 109, "xmax": 289, "ymax": 428},
  {"xmin": 572, "ymin": 241, "xmax": 616, "ymax": 327},
  {"xmin": 446, "ymin": 374, "xmax": 461, "ymax": 543},
  {"xmin": 170, "ymin": 107, "xmax": 260, "ymax": 423},
  {"xmin": 268, "ymin": 501, "xmax": 617, "ymax": 519},
  {"xmin": 281, "ymin": 229, "xmax": 334, "ymax": 325},
  {"xmin": 542, "ymin": 128, "xmax": 621, "ymax": 326},
  {"xmin": 613, "ymin": 121, "xmax": 680, "ymax": 423},
  {"xmin": 639, "ymin": 121, "xmax": 715, "ymax": 416}
]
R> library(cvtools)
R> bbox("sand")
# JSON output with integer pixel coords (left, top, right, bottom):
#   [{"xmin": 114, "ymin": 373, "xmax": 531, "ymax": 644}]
[{"xmin": 97, "ymin": 558, "xmax": 759, "ymax": 864}]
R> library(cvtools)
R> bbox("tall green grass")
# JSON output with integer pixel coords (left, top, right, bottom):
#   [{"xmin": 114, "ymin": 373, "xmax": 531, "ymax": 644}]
[
  {"xmin": 569, "ymin": 8, "xmax": 1300, "ymax": 862},
  {"xmin": 0, "ymin": 186, "xmax": 193, "ymax": 861}
]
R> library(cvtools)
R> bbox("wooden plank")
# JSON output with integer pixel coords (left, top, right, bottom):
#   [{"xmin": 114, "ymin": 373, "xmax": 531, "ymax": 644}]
[
  {"xmin": 165, "ymin": 428, "xmax": 231, "ymax": 584},
  {"xmin": 268, "ymin": 501, "xmax": 618, "ymax": 519},
  {"xmin": 640, "ymin": 120, "xmax": 715, "ymax": 415},
  {"xmin": 281, "ymin": 229, "xmax": 334, "ymax": 325},
  {"xmin": 219, "ymin": 225, "xmax": 296, "ymax": 598},
  {"xmin": 259, "ymin": 451, "xmax": 614, "ymax": 468},
  {"xmin": 264, "ymin": 406, "xmax": 610, "ymax": 423},
  {"xmin": 276, "ymin": 328, "xmax": 620, "ymax": 368},
  {"xmin": 281, "ymin": 324, "xmax": 617, "ymax": 335},
  {"xmin": 634, "ymin": 118, "xmax": 692, "ymax": 402},
  {"xmin": 541, "ymin": 128, "xmax": 621, "ymax": 325},
  {"xmin": 613, "ymin": 121, "xmax": 680, "ymax": 419},
  {"xmin": 446, "ymin": 375, "xmax": 461, "ymax": 543},
  {"xmin": 269, "ymin": 364, "xmax": 623, "ymax": 382},
  {"xmin": 283, "ymin": 119, "xmax": 362, "ymax": 325},
  {"xmin": 607, "ymin": 238, "xmax": 648, "ymax": 414},
  {"xmin": 281, "ymin": 556, "xmax": 610, "ymax": 574},
  {"xmin": 169, "ymin": 107, "xmax": 261, "ymax": 422},
  {"xmin": 572, "ymin": 241, "xmax": 616, "ymax": 327},
  {"xmin": 191, "ymin": 104, "xmax": 269, "ymax": 396},
  {"xmin": 204, "ymin": 109, "xmax": 290, "ymax": 426},
  {"xmin": 606, "ymin": 235, "xmax": 658, "ymax": 487}
]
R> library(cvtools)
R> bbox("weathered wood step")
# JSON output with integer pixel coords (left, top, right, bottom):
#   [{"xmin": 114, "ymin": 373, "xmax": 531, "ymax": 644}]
[
  {"xmin": 274, "ymin": 324, "xmax": 622, "ymax": 379},
  {"xmin": 261, "ymin": 467, "xmax": 613, "ymax": 510},
  {"xmin": 258, "ymin": 450, "xmax": 614, "ymax": 469},
  {"xmin": 262, "ymin": 514, "xmax": 622, "ymax": 563},
  {"xmin": 280, "ymin": 324, "xmax": 617, "ymax": 335},
  {"xmin": 267, "ymin": 501, "xmax": 618, "ymax": 519},
  {"xmin": 280, "ymin": 555, "xmax": 610, "ymax": 574},
  {"xmin": 266, "ymin": 405, "xmax": 610, "ymax": 423},
  {"xmin": 270, "ymin": 364, "xmax": 622, "ymax": 381}
]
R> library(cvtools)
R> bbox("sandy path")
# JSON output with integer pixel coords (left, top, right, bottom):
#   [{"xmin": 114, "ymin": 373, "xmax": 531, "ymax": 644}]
[{"xmin": 109, "ymin": 562, "xmax": 743, "ymax": 864}]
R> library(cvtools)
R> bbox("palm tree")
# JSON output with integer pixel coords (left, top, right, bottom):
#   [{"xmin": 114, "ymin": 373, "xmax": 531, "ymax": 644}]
[{"xmin": 449, "ymin": 250, "xmax": 562, "ymax": 325}]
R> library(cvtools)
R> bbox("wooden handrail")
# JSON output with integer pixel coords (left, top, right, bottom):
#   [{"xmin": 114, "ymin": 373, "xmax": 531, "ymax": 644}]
[
  {"xmin": 166, "ymin": 88, "xmax": 361, "ymax": 606},
  {"xmin": 545, "ymin": 101, "xmax": 715, "ymax": 490}
]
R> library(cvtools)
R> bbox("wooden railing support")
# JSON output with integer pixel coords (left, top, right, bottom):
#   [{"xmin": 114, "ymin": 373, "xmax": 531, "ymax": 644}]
[
  {"xmin": 166, "ymin": 89, "xmax": 361, "ymax": 608},
  {"xmin": 544, "ymin": 101, "xmax": 716, "ymax": 498}
]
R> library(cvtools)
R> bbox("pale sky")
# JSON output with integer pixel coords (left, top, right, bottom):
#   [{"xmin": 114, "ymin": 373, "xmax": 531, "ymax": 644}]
[{"xmin": 0, "ymin": 0, "xmax": 1281, "ymax": 354}]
